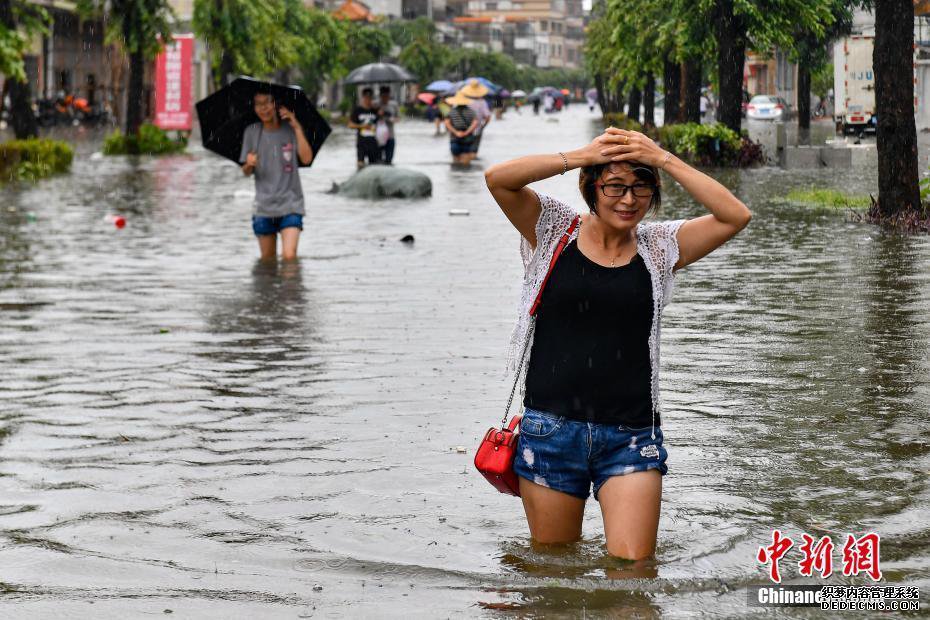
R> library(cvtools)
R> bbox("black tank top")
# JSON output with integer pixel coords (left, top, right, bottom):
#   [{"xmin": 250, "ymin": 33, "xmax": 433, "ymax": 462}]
[{"xmin": 523, "ymin": 238, "xmax": 656, "ymax": 427}]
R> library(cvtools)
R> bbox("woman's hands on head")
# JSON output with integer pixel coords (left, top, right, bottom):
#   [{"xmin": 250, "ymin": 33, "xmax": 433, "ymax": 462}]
[
  {"xmin": 573, "ymin": 131, "xmax": 622, "ymax": 167},
  {"xmin": 597, "ymin": 127, "xmax": 668, "ymax": 169}
]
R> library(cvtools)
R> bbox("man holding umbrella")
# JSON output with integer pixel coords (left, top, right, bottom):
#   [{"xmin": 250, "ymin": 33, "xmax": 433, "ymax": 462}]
[
  {"xmin": 240, "ymin": 87, "xmax": 314, "ymax": 261},
  {"xmin": 348, "ymin": 87, "xmax": 381, "ymax": 169}
]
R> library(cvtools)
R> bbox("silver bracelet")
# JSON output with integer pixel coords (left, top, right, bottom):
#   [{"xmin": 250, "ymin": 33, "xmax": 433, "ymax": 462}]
[
  {"xmin": 558, "ymin": 151, "xmax": 568, "ymax": 175},
  {"xmin": 660, "ymin": 151, "xmax": 673, "ymax": 169}
]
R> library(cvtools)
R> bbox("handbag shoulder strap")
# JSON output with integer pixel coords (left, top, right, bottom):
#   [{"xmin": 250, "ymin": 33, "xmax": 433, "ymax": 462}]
[
  {"xmin": 501, "ymin": 214, "xmax": 580, "ymax": 427},
  {"xmin": 528, "ymin": 214, "xmax": 581, "ymax": 317}
]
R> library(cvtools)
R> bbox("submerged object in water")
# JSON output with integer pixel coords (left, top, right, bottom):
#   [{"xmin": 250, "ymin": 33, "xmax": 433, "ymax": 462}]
[{"xmin": 335, "ymin": 166, "xmax": 432, "ymax": 199}]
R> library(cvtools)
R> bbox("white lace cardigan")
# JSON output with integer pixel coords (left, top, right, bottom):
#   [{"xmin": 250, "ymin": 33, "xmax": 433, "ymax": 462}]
[{"xmin": 507, "ymin": 192, "xmax": 687, "ymax": 439}]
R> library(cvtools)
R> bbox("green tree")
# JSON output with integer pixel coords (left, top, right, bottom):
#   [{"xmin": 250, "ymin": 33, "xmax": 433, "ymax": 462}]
[
  {"xmin": 193, "ymin": 0, "xmax": 345, "ymax": 98},
  {"xmin": 274, "ymin": 0, "xmax": 346, "ymax": 94},
  {"xmin": 584, "ymin": 0, "xmax": 617, "ymax": 112},
  {"xmin": 339, "ymin": 22, "xmax": 392, "ymax": 104},
  {"xmin": 446, "ymin": 48, "xmax": 516, "ymax": 86},
  {"xmin": 602, "ymin": 0, "xmax": 676, "ymax": 124},
  {"xmin": 703, "ymin": 0, "xmax": 833, "ymax": 133},
  {"xmin": 342, "ymin": 22, "xmax": 393, "ymax": 71},
  {"xmin": 192, "ymin": 0, "xmax": 282, "ymax": 89},
  {"xmin": 788, "ymin": 0, "xmax": 851, "ymax": 132},
  {"xmin": 399, "ymin": 36, "xmax": 450, "ymax": 86},
  {"xmin": 290, "ymin": 6, "xmax": 347, "ymax": 101},
  {"xmin": 79, "ymin": 0, "xmax": 175, "ymax": 142},
  {"xmin": 383, "ymin": 17, "xmax": 435, "ymax": 49},
  {"xmin": 589, "ymin": 0, "xmax": 710, "ymax": 122},
  {"xmin": 0, "ymin": 0, "xmax": 47, "ymax": 138}
]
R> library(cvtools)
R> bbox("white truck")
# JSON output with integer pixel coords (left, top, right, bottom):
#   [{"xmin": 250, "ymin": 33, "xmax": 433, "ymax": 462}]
[{"xmin": 833, "ymin": 35, "xmax": 876, "ymax": 135}]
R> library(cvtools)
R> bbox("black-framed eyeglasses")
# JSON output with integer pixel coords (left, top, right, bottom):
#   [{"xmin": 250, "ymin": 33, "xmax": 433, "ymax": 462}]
[{"xmin": 594, "ymin": 182, "xmax": 655, "ymax": 198}]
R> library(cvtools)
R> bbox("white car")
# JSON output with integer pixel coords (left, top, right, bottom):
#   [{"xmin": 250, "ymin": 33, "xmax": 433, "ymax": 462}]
[{"xmin": 746, "ymin": 95, "xmax": 792, "ymax": 121}]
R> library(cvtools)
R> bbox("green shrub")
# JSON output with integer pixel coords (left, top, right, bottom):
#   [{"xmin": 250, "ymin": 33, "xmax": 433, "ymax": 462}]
[
  {"xmin": 602, "ymin": 113, "xmax": 643, "ymax": 133},
  {"xmin": 657, "ymin": 122, "xmax": 765, "ymax": 167},
  {"xmin": 658, "ymin": 122, "xmax": 739, "ymax": 158},
  {"xmin": 103, "ymin": 123, "xmax": 187, "ymax": 155},
  {"xmin": 0, "ymin": 138, "xmax": 74, "ymax": 183},
  {"xmin": 317, "ymin": 108, "xmax": 332, "ymax": 122}
]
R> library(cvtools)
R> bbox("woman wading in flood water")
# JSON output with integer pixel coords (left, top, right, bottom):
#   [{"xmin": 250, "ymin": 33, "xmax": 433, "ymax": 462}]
[{"xmin": 484, "ymin": 127, "xmax": 752, "ymax": 561}]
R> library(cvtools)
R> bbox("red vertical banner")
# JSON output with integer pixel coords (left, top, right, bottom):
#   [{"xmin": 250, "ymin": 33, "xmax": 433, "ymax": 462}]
[{"xmin": 154, "ymin": 34, "xmax": 193, "ymax": 130}]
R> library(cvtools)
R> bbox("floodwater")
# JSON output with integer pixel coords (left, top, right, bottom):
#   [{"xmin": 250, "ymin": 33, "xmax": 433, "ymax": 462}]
[{"xmin": 1, "ymin": 107, "xmax": 929, "ymax": 618}]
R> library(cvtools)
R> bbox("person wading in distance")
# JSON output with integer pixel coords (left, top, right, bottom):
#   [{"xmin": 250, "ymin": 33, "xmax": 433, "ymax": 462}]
[{"xmin": 240, "ymin": 89, "xmax": 313, "ymax": 261}]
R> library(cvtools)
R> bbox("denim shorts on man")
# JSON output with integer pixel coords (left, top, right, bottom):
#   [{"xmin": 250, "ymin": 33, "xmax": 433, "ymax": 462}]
[
  {"xmin": 512, "ymin": 407, "xmax": 668, "ymax": 500},
  {"xmin": 450, "ymin": 138, "xmax": 476, "ymax": 156},
  {"xmin": 251, "ymin": 213, "xmax": 303, "ymax": 236}
]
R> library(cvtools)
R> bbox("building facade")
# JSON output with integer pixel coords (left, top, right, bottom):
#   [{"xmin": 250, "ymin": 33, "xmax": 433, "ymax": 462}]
[
  {"xmin": 744, "ymin": 48, "xmax": 799, "ymax": 107},
  {"xmin": 446, "ymin": 0, "xmax": 585, "ymax": 69}
]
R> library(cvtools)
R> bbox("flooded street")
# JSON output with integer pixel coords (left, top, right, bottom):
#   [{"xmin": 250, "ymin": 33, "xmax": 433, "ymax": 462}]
[{"xmin": 1, "ymin": 107, "xmax": 929, "ymax": 618}]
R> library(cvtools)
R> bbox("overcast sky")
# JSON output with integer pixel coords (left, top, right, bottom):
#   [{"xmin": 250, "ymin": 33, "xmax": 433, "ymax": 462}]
[{"xmin": 583, "ymin": 0, "xmax": 592, "ymax": 9}]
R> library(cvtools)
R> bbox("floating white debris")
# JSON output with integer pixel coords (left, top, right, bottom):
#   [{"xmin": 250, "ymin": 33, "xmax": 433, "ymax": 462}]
[
  {"xmin": 90, "ymin": 152, "xmax": 103, "ymax": 161},
  {"xmin": 233, "ymin": 189, "xmax": 254, "ymax": 199}
]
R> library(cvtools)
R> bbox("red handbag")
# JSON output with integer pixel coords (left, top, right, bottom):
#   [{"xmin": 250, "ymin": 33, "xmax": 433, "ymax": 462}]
[
  {"xmin": 474, "ymin": 214, "xmax": 581, "ymax": 497},
  {"xmin": 474, "ymin": 415, "xmax": 524, "ymax": 495}
]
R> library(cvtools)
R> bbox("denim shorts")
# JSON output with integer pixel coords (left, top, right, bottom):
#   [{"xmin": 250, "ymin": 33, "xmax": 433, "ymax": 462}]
[
  {"xmin": 252, "ymin": 213, "xmax": 303, "ymax": 236},
  {"xmin": 512, "ymin": 407, "xmax": 668, "ymax": 501},
  {"xmin": 450, "ymin": 138, "xmax": 476, "ymax": 156}
]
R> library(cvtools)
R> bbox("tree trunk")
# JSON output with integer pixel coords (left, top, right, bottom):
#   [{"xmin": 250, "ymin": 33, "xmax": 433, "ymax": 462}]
[
  {"xmin": 797, "ymin": 58, "xmax": 811, "ymax": 135},
  {"xmin": 595, "ymin": 73, "xmax": 607, "ymax": 114},
  {"xmin": 125, "ymin": 49, "xmax": 145, "ymax": 142},
  {"xmin": 643, "ymin": 73, "xmax": 655, "ymax": 128},
  {"xmin": 683, "ymin": 59, "xmax": 701, "ymax": 124},
  {"xmin": 211, "ymin": 0, "xmax": 230, "ymax": 90},
  {"xmin": 678, "ymin": 63, "xmax": 687, "ymax": 122},
  {"xmin": 614, "ymin": 80, "xmax": 626, "ymax": 115},
  {"xmin": 627, "ymin": 85, "xmax": 641, "ymax": 122},
  {"xmin": 797, "ymin": 59, "xmax": 811, "ymax": 144},
  {"xmin": 0, "ymin": 0, "xmax": 38, "ymax": 138},
  {"xmin": 217, "ymin": 51, "xmax": 234, "ymax": 89},
  {"xmin": 714, "ymin": 0, "xmax": 746, "ymax": 133},
  {"xmin": 663, "ymin": 54, "xmax": 680, "ymax": 126},
  {"xmin": 873, "ymin": 0, "xmax": 921, "ymax": 217},
  {"xmin": 8, "ymin": 80, "xmax": 38, "ymax": 139}
]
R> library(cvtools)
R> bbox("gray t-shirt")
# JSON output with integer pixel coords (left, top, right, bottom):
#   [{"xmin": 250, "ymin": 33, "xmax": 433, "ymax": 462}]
[{"xmin": 239, "ymin": 122, "xmax": 305, "ymax": 217}]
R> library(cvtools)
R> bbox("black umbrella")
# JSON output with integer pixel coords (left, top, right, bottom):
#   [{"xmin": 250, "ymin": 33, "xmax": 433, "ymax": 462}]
[
  {"xmin": 195, "ymin": 76, "xmax": 330, "ymax": 167},
  {"xmin": 344, "ymin": 62, "xmax": 416, "ymax": 85}
]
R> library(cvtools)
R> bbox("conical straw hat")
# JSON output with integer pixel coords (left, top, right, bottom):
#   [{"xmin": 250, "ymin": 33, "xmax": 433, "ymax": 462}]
[{"xmin": 459, "ymin": 79, "xmax": 489, "ymax": 99}]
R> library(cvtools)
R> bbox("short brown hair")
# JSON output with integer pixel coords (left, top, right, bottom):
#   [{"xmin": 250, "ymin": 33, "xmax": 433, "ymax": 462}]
[{"xmin": 578, "ymin": 161, "xmax": 662, "ymax": 216}]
